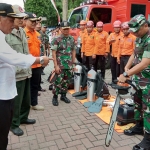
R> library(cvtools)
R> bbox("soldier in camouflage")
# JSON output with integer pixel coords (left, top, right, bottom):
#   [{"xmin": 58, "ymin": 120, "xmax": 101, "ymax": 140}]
[
  {"xmin": 40, "ymin": 24, "xmax": 50, "ymax": 56},
  {"xmin": 118, "ymin": 14, "xmax": 150, "ymax": 150},
  {"xmin": 51, "ymin": 21, "xmax": 76, "ymax": 106}
]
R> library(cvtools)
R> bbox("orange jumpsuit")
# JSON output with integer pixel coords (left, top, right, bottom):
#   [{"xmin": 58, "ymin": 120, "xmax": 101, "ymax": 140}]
[
  {"xmin": 81, "ymin": 31, "xmax": 96, "ymax": 70},
  {"xmin": 117, "ymin": 33, "xmax": 136, "ymax": 73},
  {"xmin": 106, "ymin": 31, "xmax": 123, "ymax": 81}
]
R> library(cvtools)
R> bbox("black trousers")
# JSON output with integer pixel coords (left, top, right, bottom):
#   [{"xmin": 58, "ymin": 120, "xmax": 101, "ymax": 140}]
[
  {"xmin": 94, "ymin": 55, "xmax": 106, "ymax": 78},
  {"xmin": 30, "ymin": 67, "xmax": 41, "ymax": 106},
  {"xmin": 82, "ymin": 56, "xmax": 95, "ymax": 71},
  {"xmin": 0, "ymin": 99, "xmax": 14, "ymax": 150},
  {"xmin": 38, "ymin": 67, "xmax": 42, "ymax": 91},
  {"xmin": 120, "ymin": 55, "xmax": 130, "ymax": 74},
  {"xmin": 110, "ymin": 56, "xmax": 120, "ymax": 82}
]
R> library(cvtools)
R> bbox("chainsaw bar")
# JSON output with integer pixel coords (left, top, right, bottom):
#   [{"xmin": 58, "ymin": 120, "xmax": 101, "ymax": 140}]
[{"xmin": 105, "ymin": 94, "xmax": 121, "ymax": 147}]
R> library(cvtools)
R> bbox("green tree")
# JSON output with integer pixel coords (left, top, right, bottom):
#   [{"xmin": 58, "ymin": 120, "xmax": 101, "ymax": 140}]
[
  {"xmin": 24, "ymin": 0, "xmax": 62, "ymax": 26},
  {"xmin": 24, "ymin": 0, "xmax": 83, "ymax": 26}
]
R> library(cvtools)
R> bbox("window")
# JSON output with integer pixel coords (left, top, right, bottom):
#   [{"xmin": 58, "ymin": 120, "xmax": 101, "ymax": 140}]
[
  {"xmin": 89, "ymin": 8, "xmax": 112, "ymax": 26},
  {"xmin": 131, "ymin": 4, "xmax": 146, "ymax": 18},
  {"xmin": 68, "ymin": 7, "xmax": 88, "ymax": 27}
]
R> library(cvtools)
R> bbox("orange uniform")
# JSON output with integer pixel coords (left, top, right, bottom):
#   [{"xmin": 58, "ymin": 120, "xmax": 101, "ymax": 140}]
[
  {"xmin": 94, "ymin": 30, "xmax": 108, "ymax": 55},
  {"xmin": 81, "ymin": 31, "xmax": 95, "ymax": 56},
  {"xmin": 117, "ymin": 33, "xmax": 136, "ymax": 58},
  {"xmin": 106, "ymin": 32, "xmax": 123, "ymax": 57},
  {"xmin": 24, "ymin": 28, "xmax": 41, "ymax": 68},
  {"xmin": 79, "ymin": 29, "xmax": 86, "ymax": 44}
]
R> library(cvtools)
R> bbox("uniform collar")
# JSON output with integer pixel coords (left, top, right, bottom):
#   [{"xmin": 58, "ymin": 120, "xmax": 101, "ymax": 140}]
[
  {"xmin": 11, "ymin": 27, "xmax": 22, "ymax": 38},
  {"xmin": 24, "ymin": 27, "xmax": 36, "ymax": 33},
  {"xmin": 60, "ymin": 34, "xmax": 70, "ymax": 39},
  {"xmin": 141, "ymin": 30, "xmax": 150, "ymax": 42}
]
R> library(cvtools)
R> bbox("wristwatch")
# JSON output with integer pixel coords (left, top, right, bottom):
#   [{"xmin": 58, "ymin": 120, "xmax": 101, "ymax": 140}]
[
  {"xmin": 123, "ymin": 72, "xmax": 129, "ymax": 77},
  {"xmin": 40, "ymin": 57, "xmax": 44, "ymax": 65}
]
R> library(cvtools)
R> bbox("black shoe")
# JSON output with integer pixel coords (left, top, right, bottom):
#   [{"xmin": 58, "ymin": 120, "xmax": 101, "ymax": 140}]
[
  {"xmin": 10, "ymin": 127, "xmax": 24, "ymax": 136},
  {"xmin": 133, "ymin": 132, "xmax": 150, "ymax": 150},
  {"xmin": 21, "ymin": 119, "xmax": 36, "ymax": 124},
  {"xmin": 52, "ymin": 95, "xmax": 58, "ymax": 106},
  {"xmin": 124, "ymin": 121, "xmax": 144, "ymax": 136},
  {"xmin": 60, "ymin": 94, "xmax": 71, "ymax": 103}
]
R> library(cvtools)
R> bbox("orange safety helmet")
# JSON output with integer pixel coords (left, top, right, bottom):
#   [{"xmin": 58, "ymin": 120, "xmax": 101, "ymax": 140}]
[
  {"xmin": 113, "ymin": 20, "xmax": 121, "ymax": 27},
  {"xmin": 80, "ymin": 20, "xmax": 86, "ymax": 25},
  {"xmin": 122, "ymin": 21, "xmax": 129, "ymax": 29},
  {"xmin": 96, "ymin": 21, "xmax": 103, "ymax": 27},
  {"xmin": 87, "ymin": 20, "xmax": 94, "ymax": 27}
]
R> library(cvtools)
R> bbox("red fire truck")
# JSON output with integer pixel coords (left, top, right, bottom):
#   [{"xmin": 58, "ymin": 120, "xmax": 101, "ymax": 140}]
[
  {"xmin": 68, "ymin": 0, "xmax": 150, "ymax": 67},
  {"xmin": 68, "ymin": 0, "xmax": 150, "ymax": 40}
]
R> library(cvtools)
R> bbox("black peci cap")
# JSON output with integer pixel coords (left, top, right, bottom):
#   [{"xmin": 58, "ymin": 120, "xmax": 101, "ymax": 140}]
[{"xmin": 0, "ymin": 3, "xmax": 18, "ymax": 17}]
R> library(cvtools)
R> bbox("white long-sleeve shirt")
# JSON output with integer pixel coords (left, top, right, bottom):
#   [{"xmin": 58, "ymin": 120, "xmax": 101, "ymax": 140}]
[{"xmin": 0, "ymin": 30, "xmax": 36, "ymax": 100}]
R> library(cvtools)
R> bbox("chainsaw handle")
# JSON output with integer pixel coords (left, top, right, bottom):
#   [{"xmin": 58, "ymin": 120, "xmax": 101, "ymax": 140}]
[{"xmin": 113, "ymin": 79, "xmax": 138, "ymax": 91}]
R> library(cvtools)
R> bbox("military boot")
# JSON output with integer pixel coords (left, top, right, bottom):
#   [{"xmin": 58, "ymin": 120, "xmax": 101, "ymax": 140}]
[
  {"xmin": 133, "ymin": 132, "xmax": 150, "ymax": 150},
  {"xmin": 52, "ymin": 95, "xmax": 58, "ymax": 106},
  {"xmin": 124, "ymin": 120, "xmax": 144, "ymax": 136},
  {"xmin": 60, "ymin": 94, "xmax": 71, "ymax": 103}
]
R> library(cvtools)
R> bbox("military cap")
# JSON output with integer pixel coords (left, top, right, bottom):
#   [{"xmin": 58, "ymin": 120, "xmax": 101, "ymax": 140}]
[
  {"xmin": 128, "ymin": 14, "xmax": 146, "ymax": 32},
  {"xmin": 0, "ymin": 3, "xmax": 18, "ymax": 17},
  {"xmin": 60, "ymin": 21, "xmax": 70, "ymax": 29},
  {"xmin": 24, "ymin": 12, "xmax": 40, "ymax": 21},
  {"xmin": 12, "ymin": 5, "xmax": 27, "ymax": 18},
  {"xmin": 42, "ymin": 24, "xmax": 47, "ymax": 28}
]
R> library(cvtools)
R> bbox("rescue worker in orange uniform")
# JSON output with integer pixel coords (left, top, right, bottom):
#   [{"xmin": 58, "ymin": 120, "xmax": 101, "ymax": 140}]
[
  {"xmin": 117, "ymin": 22, "xmax": 136, "ymax": 74},
  {"xmin": 76, "ymin": 20, "xmax": 87, "ymax": 63},
  {"xmin": 93, "ymin": 21, "xmax": 108, "ymax": 78},
  {"xmin": 24, "ymin": 13, "xmax": 44, "ymax": 110},
  {"xmin": 81, "ymin": 20, "xmax": 95, "ymax": 70},
  {"xmin": 106, "ymin": 20, "xmax": 123, "ymax": 83},
  {"xmin": 79, "ymin": 20, "xmax": 87, "ymax": 43}
]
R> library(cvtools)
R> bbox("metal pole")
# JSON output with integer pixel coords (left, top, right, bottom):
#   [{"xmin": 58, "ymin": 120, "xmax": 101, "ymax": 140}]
[{"xmin": 62, "ymin": 0, "xmax": 68, "ymax": 21}]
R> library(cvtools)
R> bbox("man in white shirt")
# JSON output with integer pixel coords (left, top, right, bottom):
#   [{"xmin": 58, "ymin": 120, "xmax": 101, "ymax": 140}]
[{"xmin": 0, "ymin": 3, "xmax": 52, "ymax": 150}]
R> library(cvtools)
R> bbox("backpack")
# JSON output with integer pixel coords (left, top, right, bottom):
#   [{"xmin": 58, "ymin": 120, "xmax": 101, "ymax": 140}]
[{"xmin": 95, "ymin": 72, "xmax": 110, "ymax": 99}]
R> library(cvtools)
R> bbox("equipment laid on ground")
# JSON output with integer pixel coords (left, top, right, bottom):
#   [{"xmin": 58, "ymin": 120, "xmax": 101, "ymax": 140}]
[
  {"xmin": 74, "ymin": 64, "xmax": 82, "ymax": 92},
  {"xmin": 105, "ymin": 80, "xmax": 137, "ymax": 147},
  {"xmin": 117, "ymin": 103, "xmax": 135, "ymax": 126},
  {"xmin": 72, "ymin": 64, "xmax": 88, "ymax": 98},
  {"xmin": 87, "ymin": 67, "xmax": 97, "ymax": 102}
]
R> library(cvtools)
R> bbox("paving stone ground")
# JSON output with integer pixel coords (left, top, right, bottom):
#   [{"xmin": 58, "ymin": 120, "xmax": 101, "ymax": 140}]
[{"xmin": 8, "ymin": 56, "xmax": 142, "ymax": 150}]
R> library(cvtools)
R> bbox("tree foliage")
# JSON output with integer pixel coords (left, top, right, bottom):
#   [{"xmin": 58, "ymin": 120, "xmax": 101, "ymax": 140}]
[{"xmin": 24, "ymin": 0, "xmax": 83, "ymax": 27}]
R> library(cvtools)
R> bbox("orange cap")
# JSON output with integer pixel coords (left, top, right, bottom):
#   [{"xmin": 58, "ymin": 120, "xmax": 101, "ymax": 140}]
[
  {"xmin": 87, "ymin": 20, "xmax": 94, "ymax": 27},
  {"xmin": 113, "ymin": 20, "xmax": 121, "ymax": 27},
  {"xmin": 80, "ymin": 20, "xmax": 86, "ymax": 25},
  {"xmin": 96, "ymin": 21, "xmax": 103, "ymax": 27}
]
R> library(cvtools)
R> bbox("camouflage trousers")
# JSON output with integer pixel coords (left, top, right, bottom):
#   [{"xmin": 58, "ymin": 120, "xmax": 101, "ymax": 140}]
[
  {"xmin": 133, "ymin": 75, "xmax": 150, "ymax": 133},
  {"xmin": 53, "ymin": 69, "xmax": 72, "ymax": 95}
]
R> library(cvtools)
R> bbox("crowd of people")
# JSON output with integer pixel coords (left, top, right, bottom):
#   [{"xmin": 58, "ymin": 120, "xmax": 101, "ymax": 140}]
[
  {"xmin": 0, "ymin": 2, "xmax": 150, "ymax": 150},
  {"xmin": 78, "ymin": 16, "xmax": 150, "ymax": 150}
]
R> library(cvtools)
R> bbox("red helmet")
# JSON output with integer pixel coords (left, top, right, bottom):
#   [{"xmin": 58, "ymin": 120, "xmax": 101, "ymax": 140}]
[
  {"xmin": 96, "ymin": 21, "xmax": 103, "ymax": 27},
  {"xmin": 80, "ymin": 20, "xmax": 86, "ymax": 25},
  {"xmin": 122, "ymin": 22, "xmax": 129, "ymax": 29},
  {"xmin": 87, "ymin": 20, "xmax": 94, "ymax": 27},
  {"xmin": 113, "ymin": 20, "xmax": 121, "ymax": 27}
]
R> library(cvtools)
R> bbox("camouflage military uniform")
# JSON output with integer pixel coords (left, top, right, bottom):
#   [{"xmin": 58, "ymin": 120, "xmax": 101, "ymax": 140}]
[
  {"xmin": 51, "ymin": 35, "xmax": 75, "ymax": 95},
  {"xmin": 39, "ymin": 31, "xmax": 49, "ymax": 56},
  {"xmin": 132, "ymin": 31, "xmax": 150, "ymax": 133}
]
